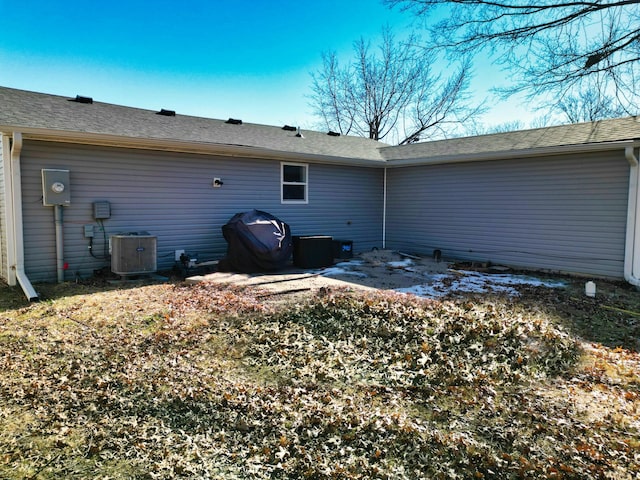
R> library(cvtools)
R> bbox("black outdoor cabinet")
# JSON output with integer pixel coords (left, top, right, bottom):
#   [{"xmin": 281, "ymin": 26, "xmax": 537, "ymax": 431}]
[{"xmin": 293, "ymin": 235, "xmax": 334, "ymax": 268}]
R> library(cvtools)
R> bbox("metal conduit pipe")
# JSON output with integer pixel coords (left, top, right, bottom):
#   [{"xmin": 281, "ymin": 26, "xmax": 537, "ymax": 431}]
[{"xmin": 54, "ymin": 205, "xmax": 64, "ymax": 283}]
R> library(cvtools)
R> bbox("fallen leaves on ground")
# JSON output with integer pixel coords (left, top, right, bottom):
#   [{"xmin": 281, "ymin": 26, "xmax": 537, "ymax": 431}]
[{"xmin": 0, "ymin": 281, "xmax": 638, "ymax": 479}]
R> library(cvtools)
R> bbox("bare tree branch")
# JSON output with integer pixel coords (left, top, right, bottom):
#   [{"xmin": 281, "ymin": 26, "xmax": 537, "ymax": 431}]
[
  {"xmin": 310, "ymin": 28, "xmax": 480, "ymax": 143},
  {"xmin": 386, "ymin": 0, "xmax": 640, "ymax": 116}
]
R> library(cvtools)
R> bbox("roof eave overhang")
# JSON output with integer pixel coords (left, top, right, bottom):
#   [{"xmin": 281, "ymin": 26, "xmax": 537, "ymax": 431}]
[
  {"xmin": 382, "ymin": 139, "xmax": 640, "ymax": 167},
  {"xmin": 0, "ymin": 126, "xmax": 386, "ymax": 168},
  {"xmin": 3, "ymin": 125, "xmax": 638, "ymax": 169}
]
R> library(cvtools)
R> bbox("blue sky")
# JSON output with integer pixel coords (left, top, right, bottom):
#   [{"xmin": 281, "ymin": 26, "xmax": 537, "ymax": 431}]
[{"xmin": 0, "ymin": 0, "xmax": 531, "ymax": 133}]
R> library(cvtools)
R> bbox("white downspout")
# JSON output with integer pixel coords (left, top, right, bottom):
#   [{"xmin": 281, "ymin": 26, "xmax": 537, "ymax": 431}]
[
  {"xmin": 10, "ymin": 133, "xmax": 39, "ymax": 301},
  {"xmin": 382, "ymin": 167, "xmax": 387, "ymax": 249},
  {"xmin": 624, "ymin": 146, "xmax": 640, "ymax": 287},
  {"xmin": 2, "ymin": 134, "xmax": 17, "ymax": 287}
]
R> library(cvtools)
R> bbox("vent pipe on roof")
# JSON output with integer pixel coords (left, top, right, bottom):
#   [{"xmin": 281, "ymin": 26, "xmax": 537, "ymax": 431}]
[
  {"xmin": 157, "ymin": 109, "xmax": 176, "ymax": 117},
  {"xmin": 296, "ymin": 127, "xmax": 304, "ymax": 138},
  {"xmin": 226, "ymin": 118, "xmax": 243, "ymax": 125},
  {"xmin": 70, "ymin": 95, "xmax": 93, "ymax": 104}
]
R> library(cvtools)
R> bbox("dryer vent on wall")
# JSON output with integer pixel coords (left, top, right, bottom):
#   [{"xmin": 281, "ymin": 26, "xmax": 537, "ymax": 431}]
[{"xmin": 110, "ymin": 233, "xmax": 157, "ymax": 276}]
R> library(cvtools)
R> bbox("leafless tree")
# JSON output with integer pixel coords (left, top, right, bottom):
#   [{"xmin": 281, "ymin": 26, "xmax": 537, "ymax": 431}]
[
  {"xmin": 556, "ymin": 80, "xmax": 628, "ymax": 123},
  {"xmin": 309, "ymin": 28, "xmax": 482, "ymax": 144},
  {"xmin": 386, "ymin": 0, "xmax": 640, "ymax": 116},
  {"xmin": 465, "ymin": 119, "xmax": 526, "ymax": 136}
]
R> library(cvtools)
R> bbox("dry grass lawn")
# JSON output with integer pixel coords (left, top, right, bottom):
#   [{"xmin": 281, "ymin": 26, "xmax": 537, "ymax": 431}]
[{"xmin": 0, "ymin": 276, "xmax": 638, "ymax": 479}]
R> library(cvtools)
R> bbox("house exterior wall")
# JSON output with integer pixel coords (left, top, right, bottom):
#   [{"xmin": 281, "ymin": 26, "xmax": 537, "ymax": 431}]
[
  {"xmin": 386, "ymin": 151, "xmax": 630, "ymax": 278},
  {"xmin": 20, "ymin": 141, "xmax": 384, "ymax": 282}
]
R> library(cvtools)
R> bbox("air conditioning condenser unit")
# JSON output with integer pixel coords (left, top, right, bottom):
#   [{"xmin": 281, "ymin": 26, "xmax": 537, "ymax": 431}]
[{"xmin": 110, "ymin": 233, "xmax": 157, "ymax": 276}]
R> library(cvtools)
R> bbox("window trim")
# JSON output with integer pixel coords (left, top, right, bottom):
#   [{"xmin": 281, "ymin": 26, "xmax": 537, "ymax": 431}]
[{"xmin": 281, "ymin": 162, "xmax": 308, "ymax": 204}]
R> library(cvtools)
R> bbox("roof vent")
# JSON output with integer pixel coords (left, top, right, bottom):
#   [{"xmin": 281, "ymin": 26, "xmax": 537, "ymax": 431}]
[
  {"xmin": 282, "ymin": 125, "xmax": 297, "ymax": 131},
  {"xmin": 226, "ymin": 118, "xmax": 243, "ymax": 125},
  {"xmin": 327, "ymin": 131, "xmax": 341, "ymax": 137},
  {"xmin": 157, "ymin": 109, "xmax": 176, "ymax": 117},
  {"xmin": 70, "ymin": 95, "xmax": 93, "ymax": 104},
  {"xmin": 296, "ymin": 127, "xmax": 304, "ymax": 138}
]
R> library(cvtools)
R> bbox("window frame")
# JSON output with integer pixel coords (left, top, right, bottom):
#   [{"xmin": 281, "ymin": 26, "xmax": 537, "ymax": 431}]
[{"xmin": 281, "ymin": 162, "xmax": 308, "ymax": 204}]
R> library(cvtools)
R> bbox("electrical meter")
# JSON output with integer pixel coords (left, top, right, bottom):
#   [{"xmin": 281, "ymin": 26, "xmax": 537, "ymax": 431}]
[{"xmin": 41, "ymin": 169, "xmax": 71, "ymax": 206}]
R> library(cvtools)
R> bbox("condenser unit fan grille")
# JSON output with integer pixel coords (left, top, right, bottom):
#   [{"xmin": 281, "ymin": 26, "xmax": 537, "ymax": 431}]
[{"xmin": 110, "ymin": 234, "xmax": 157, "ymax": 275}]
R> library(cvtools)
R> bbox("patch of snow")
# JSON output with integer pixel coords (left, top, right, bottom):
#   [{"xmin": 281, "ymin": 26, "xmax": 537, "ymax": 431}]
[
  {"xmin": 319, "ymin": 267, "xmax": 369, "ymax": 278},
  {"xmin": 334, "ymin": 260, "xmax": 364, "ymax": 268},
  {"xmin": 315, "ymin": 250, "xmax": 566, "ymax": 298},
  {"xmin": 398, "ymin": 270, "xmax": 566, "ymax": 298},
  {"xmin": 387, "ymin": 259, "xmax": 413, "ymax": 268}
]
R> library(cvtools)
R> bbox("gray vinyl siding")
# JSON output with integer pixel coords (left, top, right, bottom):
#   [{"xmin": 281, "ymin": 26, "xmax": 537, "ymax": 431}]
[
  {"xmin": 386, "ymin": 152, "xmax": 630, "ymax": 278},
  {"xmin": 19, "ymin": 141, "xmax": 383, "ymax": 282}
]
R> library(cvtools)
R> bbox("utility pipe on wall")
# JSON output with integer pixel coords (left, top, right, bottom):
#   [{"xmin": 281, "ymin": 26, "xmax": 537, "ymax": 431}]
[
  {"xmin": 54, "ymin": 205, "xmax": 64, "ymax": 283},
  {"xmin": 10, "ymin": 132, "xmax": 39, "ymax": 301},
  {"xmin": 624, "ymin": 146, "xmax": 640, "ymax": 287}
]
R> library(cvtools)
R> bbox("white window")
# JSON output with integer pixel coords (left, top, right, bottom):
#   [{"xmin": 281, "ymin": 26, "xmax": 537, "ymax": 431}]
[{"xmin": 281, "ymin": 162, "xmax": 308, "ymax": 204}]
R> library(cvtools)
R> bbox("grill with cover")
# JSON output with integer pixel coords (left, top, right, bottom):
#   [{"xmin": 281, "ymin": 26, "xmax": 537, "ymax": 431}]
[{"xmin": 218, "ymin": 209, "xmax": 293, "ymax": 273}]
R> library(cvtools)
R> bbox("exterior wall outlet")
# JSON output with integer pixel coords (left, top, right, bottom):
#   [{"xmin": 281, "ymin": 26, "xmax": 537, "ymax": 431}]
[
  {"xmin": 213, "ymin": 178, "xmax": 223, "ymax": 188},
  {"xmin": 175, "ymin": 249, "xmax": 185, "ymax": 261}
]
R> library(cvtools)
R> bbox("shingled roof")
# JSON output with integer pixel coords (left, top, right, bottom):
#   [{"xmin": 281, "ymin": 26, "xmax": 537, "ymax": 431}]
[
  {"xmin": 2, "ymin": 86, "xmax": 640, "ymax": 165},
  {"xmin": 382, "ymin": 116, "xmax": 640, "ymax": 164},
  {"xmin": 0, "ymin": 86, "xmax": 387, "ymax": 163}
]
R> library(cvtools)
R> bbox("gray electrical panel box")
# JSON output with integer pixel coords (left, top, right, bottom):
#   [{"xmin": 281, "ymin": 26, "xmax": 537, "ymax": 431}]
[
  {"xmin": 41, "ymin": 169, "xmax": 71, "ymax": 206},
  {"xmin": 93, "ymin": 201, "xmax": 111, "ymax": 219}
]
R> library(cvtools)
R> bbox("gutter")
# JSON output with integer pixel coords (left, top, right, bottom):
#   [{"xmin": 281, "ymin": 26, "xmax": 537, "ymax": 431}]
[
  {"xmin": 9, "ymin": 132, "xmax": 38, "ymax": 301},
  {"xmin": 624, "ymin": 146, "xmax": 640, "ymax": 287}
]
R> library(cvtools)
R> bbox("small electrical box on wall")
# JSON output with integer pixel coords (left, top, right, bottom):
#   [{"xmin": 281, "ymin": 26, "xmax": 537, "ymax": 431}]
[
  {"xmin": 93, "ymin": 201, "xmax": 111, "ymax": 220},
  {"xmin": 41, "ymin": 169, "xmax": 71, "ymax": 206}
]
